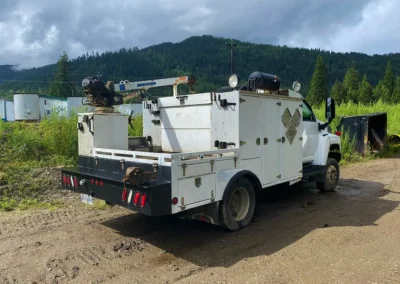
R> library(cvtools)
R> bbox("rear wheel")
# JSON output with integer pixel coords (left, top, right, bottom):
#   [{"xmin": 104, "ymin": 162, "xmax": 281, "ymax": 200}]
[
  {"xmin": 316, "ymin": 158, "xmax": 340, "ymax": 192},
  {"xmin": 219, "ymin": 177, "xmax": 256, "ymax": 231}
]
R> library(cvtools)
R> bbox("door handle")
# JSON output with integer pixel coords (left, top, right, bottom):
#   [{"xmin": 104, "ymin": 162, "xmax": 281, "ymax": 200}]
[{"xmin": 277, "ymin": 137, "xmax": 286, "ymax": 143}]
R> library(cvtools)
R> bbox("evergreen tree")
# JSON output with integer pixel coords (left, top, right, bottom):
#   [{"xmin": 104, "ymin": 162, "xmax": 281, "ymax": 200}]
[
  {"xmin": 307, "ymin": 55, "xmax": 328, "ymax": 106},
  {"xmin": 343, "ymin": 67, "xmax": 360, "ymax": 103},
  {"xmin": 373, "ymin": 80, "xmax": 385, "ymax": 102},
  {"xmin": 330, "ymin": 80, "xmax": 346, "ymax": 105},
  {"xmin": 49, "ymin": 52, "xmax": 76, "ymax": 98},
  {"xmin": 358, "ymin": 75, "xmax": 373, "ymax": 104},
  {"xmin": 392, "ymin": 77, "xmax": 400, "ymax": 104},
  {"xmin": 383, "ymin": 60, "xmax": 395, "ymax": 103}
]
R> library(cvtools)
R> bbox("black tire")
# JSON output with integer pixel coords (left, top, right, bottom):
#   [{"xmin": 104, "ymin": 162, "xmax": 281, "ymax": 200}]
[
  {"xmin": 219, "ymin": 177, "xmax": 256, "ymax": 231},
  {"xmin": 316, "ymin": 158, "xmax": 340, "ymax": 192}
]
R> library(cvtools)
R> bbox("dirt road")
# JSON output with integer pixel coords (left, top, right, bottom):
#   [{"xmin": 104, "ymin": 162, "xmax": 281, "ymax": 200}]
[{"xmin": 1, "ymin": 158, "xmax": 400, "ymax": 284}]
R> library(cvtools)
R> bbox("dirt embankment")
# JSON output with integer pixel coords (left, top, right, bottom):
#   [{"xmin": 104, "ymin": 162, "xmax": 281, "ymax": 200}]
[{"xmin": 1, "ymin": 158, "xmax": 400, "ymax": 284}]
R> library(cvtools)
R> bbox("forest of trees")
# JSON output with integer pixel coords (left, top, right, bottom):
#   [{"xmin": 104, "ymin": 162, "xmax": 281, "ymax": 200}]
[
  {"xmin": 307, "ymin": 55, "xmax": 400, "ymax": 105},
  {"xmin": 0, "ymin": 35, "xmax": 399, "ymax": 104}
]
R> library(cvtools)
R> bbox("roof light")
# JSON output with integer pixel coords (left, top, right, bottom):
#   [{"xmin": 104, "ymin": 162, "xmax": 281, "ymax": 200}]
[
  {"xmin": 228, "ymin": 74, "xmax": 239, "ymax": 88},
  {"xmin": 292, "ymin": 81, "xmax": 302, "ymax": 93}
]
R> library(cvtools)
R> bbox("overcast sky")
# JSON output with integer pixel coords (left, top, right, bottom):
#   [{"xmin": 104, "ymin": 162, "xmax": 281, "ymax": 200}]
[{"xmin": 0, "ymin": 0, "xmax": 399, "ymax": 69}]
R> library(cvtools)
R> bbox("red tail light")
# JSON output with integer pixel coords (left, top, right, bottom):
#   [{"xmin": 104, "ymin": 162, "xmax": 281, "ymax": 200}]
[
  {"xmin": 95, "ymin": 180, "xmax": 99, "ymax": 186},
  {"xmin": 335, "ymin": 131, "xmax": 341, "ymax": 136},
  {"xmin": 91, "ymin": 179, "xmax": 94, "ymax": 184},
  {"xmin": 133, "ymin": 192, "xmax": 140, "ymax": 205},
  {"xmin": 66, "ymin": 176, "xmax": 71, "ymax": 186},
  {"xmin": 99, "ymin": 181, "xmax": 104, "ymax": 187},
  {"xmin": 140, "ymin": 194, "xmax": 147, "ymax": 207},
  {"xmin": 171, "ymin": 197, "xmax": 178, "ymax": 205},
  {"xmin": 122, "ymin": 188, "xmax": 127, "ymax": 202},
  {"xmin": 63, "ymin": 175, "xmax": 67, "ymax": 185},
  {"xmin": 73, "ymin": 177, "xmax": 78, "ymax": 188}
]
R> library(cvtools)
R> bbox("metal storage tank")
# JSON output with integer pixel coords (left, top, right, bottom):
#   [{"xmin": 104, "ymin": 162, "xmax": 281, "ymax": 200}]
[
  {"xmin": 131, "ymin": 103, "xmax": 143, "ymax": 116},
  {"xmin": 0, "ymin": 99, "xmax": 4, "ymax": 121},
  {"xmin": 6, "ymin": 100, "xmax": 14, "ymax": 121},
  {"xmin": 14, "ymin": 93, "xmax": 40, "ymax": 121},
  {"xmin": 115, "ymin": 103, "xmax": 143, "ymax": 116},
  {"xmin": 1, "ymin": 100, "xmax": 15, "ymax": 122},
  {"xmin": 67, "ymin": 96, "xmax": 94, "ymax": 115}
]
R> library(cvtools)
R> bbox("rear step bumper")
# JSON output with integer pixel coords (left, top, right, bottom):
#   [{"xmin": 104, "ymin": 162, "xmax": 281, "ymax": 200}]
[{"xmin": 61, "ymin": 167, "xmax": 172, "ymax": 216}]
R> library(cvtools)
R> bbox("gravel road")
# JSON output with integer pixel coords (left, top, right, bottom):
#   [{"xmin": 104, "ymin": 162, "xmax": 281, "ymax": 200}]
[{"xmin": 1, "ymin": 158, "xmax": 400, "ymax": 284}]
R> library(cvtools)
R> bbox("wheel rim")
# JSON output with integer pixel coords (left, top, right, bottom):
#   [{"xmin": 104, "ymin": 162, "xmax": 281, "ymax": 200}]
[
  {"xmin": 229, "ymin": 187, "xmax": 250, "ymax": 221},
  {"xmin": 327, "ymin": 165, "xmax": 338, "ymax": 185}
]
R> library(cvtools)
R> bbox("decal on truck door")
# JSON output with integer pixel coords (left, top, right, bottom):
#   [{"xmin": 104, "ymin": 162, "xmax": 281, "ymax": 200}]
[{"xmin": 281, "ymin": 108, "xmax": 301, "ymax": 145}]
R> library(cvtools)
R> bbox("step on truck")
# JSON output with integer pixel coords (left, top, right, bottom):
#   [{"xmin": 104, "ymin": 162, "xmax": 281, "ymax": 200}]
[{"xmin": 61, "ymin": 72, "xmax": 341, "ymax": 231}]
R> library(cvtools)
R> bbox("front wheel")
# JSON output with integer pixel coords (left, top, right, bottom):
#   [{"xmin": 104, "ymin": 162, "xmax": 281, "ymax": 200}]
[
  {"xmin": 316, "ymin": 158, "xmax": 340, "ymax": 192},
  {"xmin": 219, "ymin": 177, "xmax": 256, "ymax": 231}
]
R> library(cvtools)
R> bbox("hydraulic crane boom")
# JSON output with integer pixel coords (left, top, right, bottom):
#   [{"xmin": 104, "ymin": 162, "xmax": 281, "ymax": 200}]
[
  {"xmin": 116, "ymin": 75, "xmax": 196, "ymax": 97},
  {"xmin": 82, "ymin": 75, "xmax": 196, "ymax": 108}
]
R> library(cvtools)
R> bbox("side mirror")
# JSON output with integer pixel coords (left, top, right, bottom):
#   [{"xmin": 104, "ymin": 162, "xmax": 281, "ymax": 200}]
[{"xmin": 325, "ymin": 97, "xmax": 336, "ymax": 121}]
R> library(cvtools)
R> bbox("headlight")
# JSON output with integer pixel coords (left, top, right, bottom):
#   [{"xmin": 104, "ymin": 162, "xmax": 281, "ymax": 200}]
[
  {"xmin": 292, "ymin": 81, "xmax": 302, "ymax": 92},
  {"xmin": 228, "ymin": 74, "xmax": 239, "ymax": 88}
]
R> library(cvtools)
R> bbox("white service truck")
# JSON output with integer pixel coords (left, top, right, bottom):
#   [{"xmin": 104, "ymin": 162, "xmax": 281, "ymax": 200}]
[{"xmin": 61, "ymin": 71, "xmax": 341, "ymax": 231}]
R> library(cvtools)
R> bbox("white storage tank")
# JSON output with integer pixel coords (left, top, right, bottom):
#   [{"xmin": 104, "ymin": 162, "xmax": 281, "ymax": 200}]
[
  {"xmin": 0, "ymin": 99, "xmax": 4, "ymax": 121},
  {"xmin": 114, "ymin": 103, "xmax": 143, "ymax": 116},
  {"xmin": 6, "ymin": 100, "xmax": 14, "ymax": 121},
  {"xmin": 14, "ymin": 93, "xmax": 40, "ymax": 121}
]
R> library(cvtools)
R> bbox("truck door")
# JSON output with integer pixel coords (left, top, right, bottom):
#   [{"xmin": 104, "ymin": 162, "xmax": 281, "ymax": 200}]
[
  {"xmin": 280, "ymin": 100, "xmax": 303, "ymax": 180},
  {"xmin": 301, "ymin": 101, "xmax": 319, "ymax": 163},
  {"xmin": 239, "ymin": 95, "xmax": 263, "ymax": 180},
  {"xmin": 262, "ymin": 97, "xmax": 281, "ymax": 185}
]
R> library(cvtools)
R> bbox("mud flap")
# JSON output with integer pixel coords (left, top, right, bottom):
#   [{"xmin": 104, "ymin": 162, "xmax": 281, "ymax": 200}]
[{"xmin": 182, "ymin": 202, "xmax": 220, "ymax": 226}]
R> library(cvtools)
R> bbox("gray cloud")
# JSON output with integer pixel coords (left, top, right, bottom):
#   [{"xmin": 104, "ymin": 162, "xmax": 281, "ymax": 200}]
[{"xmin": 0, "ymin": 0, "xmax": 396, "ymax": 69}]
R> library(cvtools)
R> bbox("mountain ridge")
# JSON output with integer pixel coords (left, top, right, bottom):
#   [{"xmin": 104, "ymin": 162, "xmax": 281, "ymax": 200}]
[{"xmin": 1, "ymin": 35, "xmax": 399, "ymax": 97}]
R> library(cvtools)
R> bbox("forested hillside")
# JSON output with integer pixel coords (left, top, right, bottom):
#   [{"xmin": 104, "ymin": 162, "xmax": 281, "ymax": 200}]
[{"xmin": 1, "ymin": 35, "xmax": 400, "ymax": 100}]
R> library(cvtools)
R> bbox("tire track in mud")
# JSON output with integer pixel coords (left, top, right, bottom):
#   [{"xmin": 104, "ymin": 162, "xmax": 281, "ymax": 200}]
[
  {"xmin": 43, "ymin": 239, "xmax": 147, "ymax": 283},
  {"xmin": 0, "ymin": 207, "xmax": 129, "ymax": 240}
]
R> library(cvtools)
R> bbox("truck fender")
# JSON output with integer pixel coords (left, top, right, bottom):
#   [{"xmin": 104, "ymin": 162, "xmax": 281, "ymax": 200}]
[
  {"xmin": 313, "ymin": 134, "xmax": 331, "ymax": 166},
  {"xmin": 216, "ymin": 169, "xmax": 262, "ymax": 201}
]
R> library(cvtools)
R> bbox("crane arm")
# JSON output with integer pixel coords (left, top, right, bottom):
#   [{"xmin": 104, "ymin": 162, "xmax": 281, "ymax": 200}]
[
  {"xmin": 81, "ymin": 75, "xmax": 195, "ymax": 108},
  {"xmin": 115, "ymin": 75, "xmax": 195, "ymax": 97}
]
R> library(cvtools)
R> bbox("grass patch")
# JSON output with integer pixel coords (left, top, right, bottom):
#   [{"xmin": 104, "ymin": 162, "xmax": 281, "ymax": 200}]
[
  {"xmin": 0, "ymin": 111, "xmax": 143, "ymax": 211},
  {"xmin": 0, "ymin": 112, "xmax": 79, "ymax": 210},
  {"xmin": 128, "ymin": 115, "xmax": 143, "ymax": 136},
  {"xmin": 91, "ymin": 200, "xmax": 110, "ymax": 210}
]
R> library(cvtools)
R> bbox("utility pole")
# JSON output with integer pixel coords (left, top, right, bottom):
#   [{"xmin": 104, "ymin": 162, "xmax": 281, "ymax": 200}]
[{"xmin": 226, "ymin": 39, "xmax": 238, "ymax": 74}]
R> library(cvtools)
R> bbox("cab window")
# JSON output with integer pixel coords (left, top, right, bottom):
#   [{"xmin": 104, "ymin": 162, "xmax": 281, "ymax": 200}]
[{"xmin": 302, "ymin": 102, "xmax": 315, "ymax": 122}]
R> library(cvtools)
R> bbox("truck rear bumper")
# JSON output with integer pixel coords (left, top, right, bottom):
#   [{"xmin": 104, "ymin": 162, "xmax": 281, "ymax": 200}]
[{"xmin": 61, "ymin": 167, "xmax": 172, "ymax": 216}]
